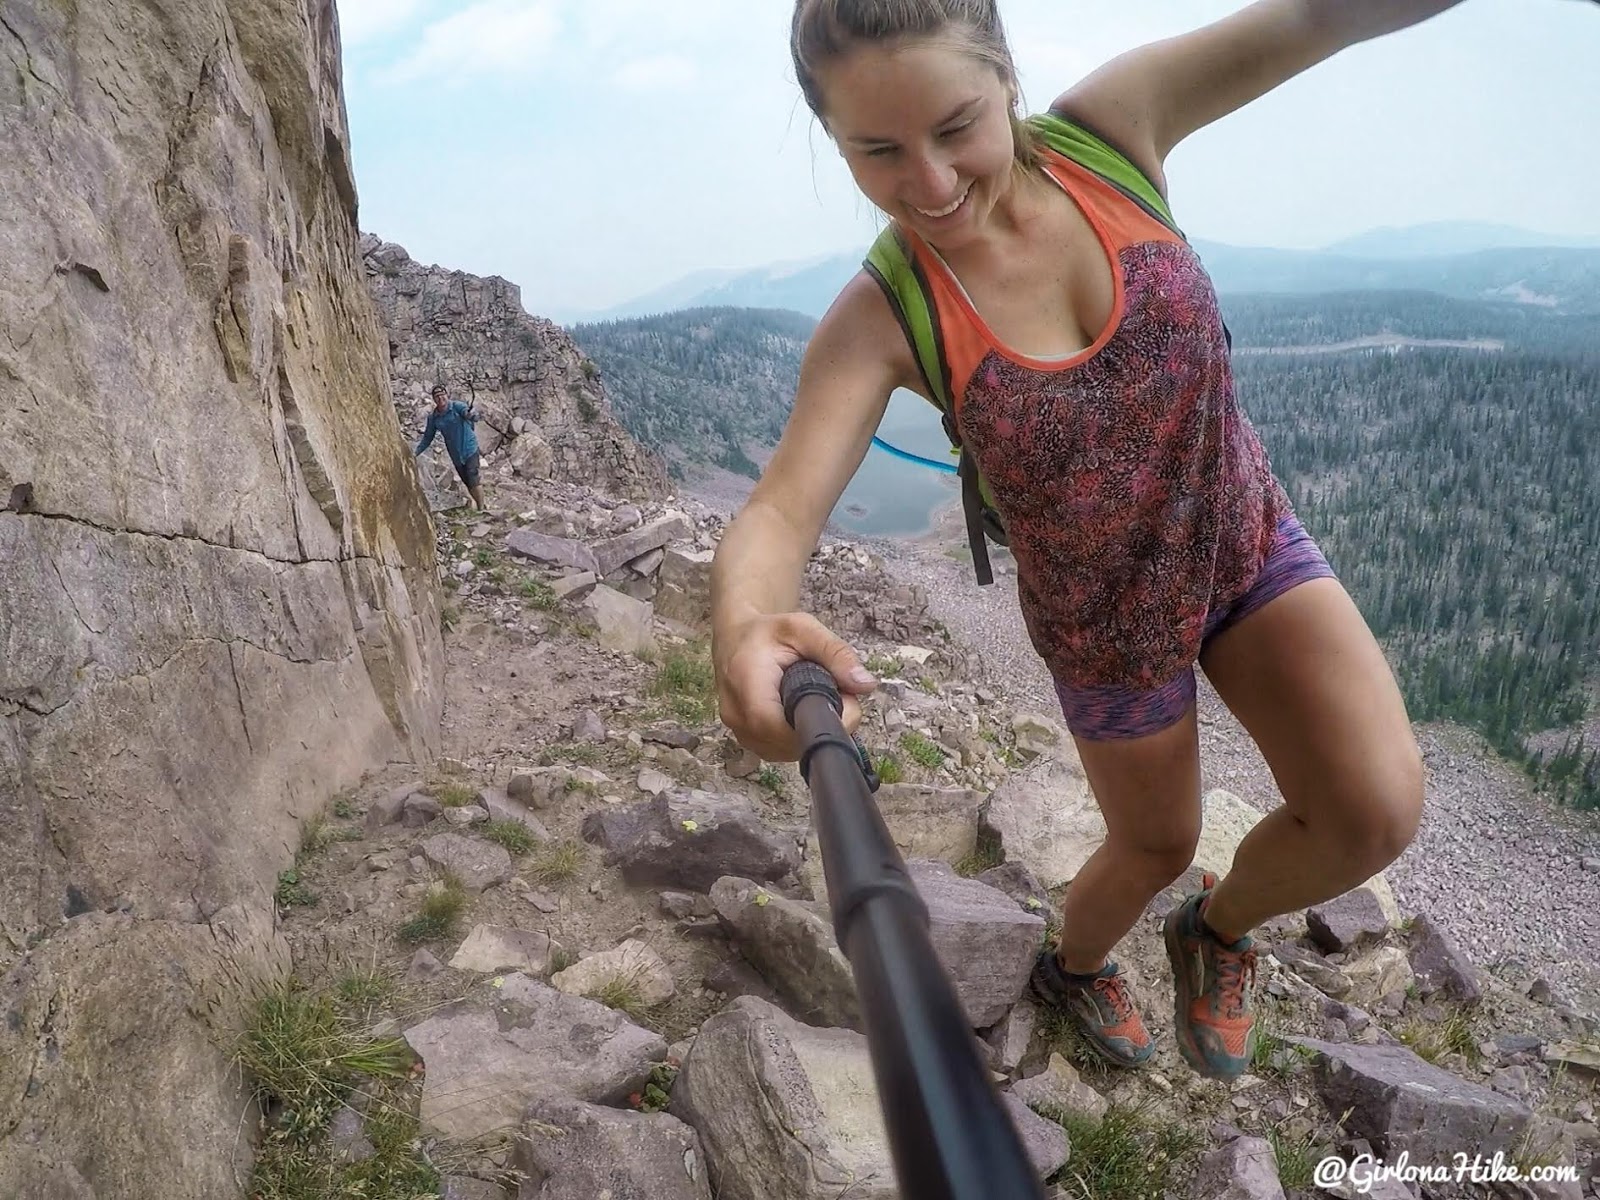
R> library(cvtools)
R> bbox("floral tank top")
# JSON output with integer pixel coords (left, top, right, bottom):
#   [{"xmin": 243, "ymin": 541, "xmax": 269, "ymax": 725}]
[{"xmin": 902, "ymin": 148, "xmax": 1293, "ymax": 692}]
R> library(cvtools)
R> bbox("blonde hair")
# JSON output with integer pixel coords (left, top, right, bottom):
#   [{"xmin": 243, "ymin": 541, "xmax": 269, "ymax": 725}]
[{"xmin": 790, "ymin": 0, "xmax": 1042, "ymax": 172}]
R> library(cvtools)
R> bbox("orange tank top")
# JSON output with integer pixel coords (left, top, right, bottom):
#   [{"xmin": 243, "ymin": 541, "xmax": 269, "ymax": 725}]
[{"xmin": 900, "ymin": 149, "xmax": 1292, "ymax": 692}]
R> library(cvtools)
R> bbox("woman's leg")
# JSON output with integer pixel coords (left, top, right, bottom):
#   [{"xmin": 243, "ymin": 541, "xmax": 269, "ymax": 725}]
[
  {"xmin": 1053, "ymin": 709, "xmax": 1204, "ymax": 972},
  {"xmin": 1031, "ymin": 679, "xmax": 1204, "ymax": 1068},
  {"xmin": 1194, "ymin": 576, "xmax": 1423, "ymax": 943}
]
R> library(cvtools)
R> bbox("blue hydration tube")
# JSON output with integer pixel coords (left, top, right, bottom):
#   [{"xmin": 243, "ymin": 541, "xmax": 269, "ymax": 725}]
[{"xmin": 871, "ymin": 435, "xmax": 959, "ymax": 475}]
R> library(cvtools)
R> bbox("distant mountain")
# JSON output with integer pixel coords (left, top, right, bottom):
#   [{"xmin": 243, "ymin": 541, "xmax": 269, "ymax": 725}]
[
  {"xmin": 1192, "ymin": 241, "xmax": 1600, "ymax": 312},
  {"xmin": 551, "ymin": 267, "xmax": 747, "ymax": 325},
  {"xmin": 591, "ymin": 224, "xmax": 1600, "ymax": 321},
  {"xmin": 1323, "ymin": 221, "xmax": 1600, "ymax": 259},
  {"xmin": 573, "ymin": 254, "xmax": 858, "ymax": 324}
]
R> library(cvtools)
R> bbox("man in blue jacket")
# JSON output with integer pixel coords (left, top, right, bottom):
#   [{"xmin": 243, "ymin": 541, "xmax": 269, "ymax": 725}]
[{"xmin": 414, "ymin": 383, "xmax": 486, "ymax": 511}]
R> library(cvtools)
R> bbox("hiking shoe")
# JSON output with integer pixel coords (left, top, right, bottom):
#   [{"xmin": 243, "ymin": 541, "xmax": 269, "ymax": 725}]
[
  {"xmin": 1030, "ymin": 950, "xmax": 1155, "ymax": 1068},
  {"xmin": 1163, "ymin": 872, "xmax": 1258, "ymax": 1080}
]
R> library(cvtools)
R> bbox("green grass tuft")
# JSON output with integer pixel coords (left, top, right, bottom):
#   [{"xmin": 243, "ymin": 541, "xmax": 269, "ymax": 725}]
[
  {"xmin": 898, "ymin": 730, "xmax": 947, "ymax": 769},
  {"xmin": 483, "ymin": 820, "xmax": 537, "ymax": 856},
  {"xmin": 649, "ymin": 642, "xmax": 717, "ymax": 724},
  {"xmin": 531, "ymin": 839, "xmax": 583, "ymax": 885},
  {"xmin": 1042, "ymin": 1101, "xmax": 1203, "ymax": 1200},
  {"xmin": 237, "ymin": 976, "xmax": 434, "ymax": 1199},
  {"xmin": 397, "ymin": 875, "xmax": 467, "ymax": 943}
]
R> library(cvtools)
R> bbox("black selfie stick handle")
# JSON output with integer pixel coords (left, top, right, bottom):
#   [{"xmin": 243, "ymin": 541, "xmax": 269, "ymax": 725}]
[{"xmin": 780, "ymin": 660, "xmax": 1046, "ymax": 1200}]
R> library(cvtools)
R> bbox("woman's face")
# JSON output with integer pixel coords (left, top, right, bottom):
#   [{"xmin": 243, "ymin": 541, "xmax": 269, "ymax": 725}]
[{"xmin": 818, "ymin": 37, "xmax": 1019, "ymax": 249}]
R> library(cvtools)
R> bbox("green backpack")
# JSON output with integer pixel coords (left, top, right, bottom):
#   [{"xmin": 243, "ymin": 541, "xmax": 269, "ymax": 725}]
[{"xmin": 862, "ymin": 110, "xmax": 1214, "ymax": 586}]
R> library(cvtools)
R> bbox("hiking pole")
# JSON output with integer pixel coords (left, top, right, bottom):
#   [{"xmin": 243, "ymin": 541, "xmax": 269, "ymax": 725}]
[{"xmin": 781, "ymin": 660, "xmax": 1047, "ymax": 1200}]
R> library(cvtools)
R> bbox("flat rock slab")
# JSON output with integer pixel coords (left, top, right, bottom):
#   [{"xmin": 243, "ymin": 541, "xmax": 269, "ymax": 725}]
[
  {"xmin": 476, "ymin": 787, "xmax": 551, "ymax": 837},
  {"xmin": 404, "ymin": 974, "xmax": 666, "ymax": 1140},
  {"xmin": 1288, "ymin": 1037, "xmax": 1534, "ymax": 1170},
  {"xmin": 984, "ymin": 999, "xmax": 1039, "ymax": 1076},
  {"xmin": 873, "ymin": 782, "xmax": 986, "ymax": 864},
  {"xmin": 670, "ymin": 996, "xmax": 1067, "ymax": 1200},
  {"xmin": 1008, "ymin": 1053, "xmax": 1108, "ymax": 1125},
  {"xmin": 449, "ymin": 925, "xmax": 553, "ymax": 975},
  {"xmin": 518, "ymin": 1097, "xmax": 711, "ymax": 1200},
  {"xmin": 582, "ymin": 789, "xmax": 800, "ymax": 892},
  {"xmin": 910, "ymin": 860, "xmax": 1046, "ymax": 1028},
  {"xmin": 579, "ymin": 584, "xmax": 656, "ymax": 655},
  {"xmin": 976, "ymin": 862, "xmax": 1054, "ymax": 914},
  {"xmin": 551, "ymin": 938, "xmax": 676, "ymax": 1007},
  {"xmin": 979, "ymin": 754, "xmax": 1102, "ymax": 888},
  {"xmin": 710, "ymin": 876, "xmax": 859, "ymax": 1029},
  {"xmin": 418, "ymin": 832, "xmax": 513, "ymax": 893},
  {"xmin": 1271, "ymin": 942, "xmax": 1352, "ymax": 999},
  {"xmin": 589, "ymin": 514, "xmax": 693, "ymax": 577},
  {"xmin": 506, "ymin": 529, "xmax": 599, "ymax": 574}
]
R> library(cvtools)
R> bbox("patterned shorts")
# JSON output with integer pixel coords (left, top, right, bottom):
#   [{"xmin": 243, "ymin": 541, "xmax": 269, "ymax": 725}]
[{"xmin": 1053, "ymin": 514, "xmax": 1336, "ymax": 742}]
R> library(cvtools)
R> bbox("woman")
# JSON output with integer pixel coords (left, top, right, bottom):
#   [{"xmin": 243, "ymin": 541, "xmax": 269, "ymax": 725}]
[{"xmin": 710, "ymin": 0, "xmax": 1450, "ymax": 1081}]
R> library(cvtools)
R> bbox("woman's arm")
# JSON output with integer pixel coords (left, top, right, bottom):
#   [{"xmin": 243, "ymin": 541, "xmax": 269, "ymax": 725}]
[
  {"xmin": 711, "ymin": 271, "xmax": 905, "ymax": 642},
  {"xmin": 1053, "ymin": 0, "xmax": 1466, "ymax": 193},
  {"xmin": 710, "ymin": 271, "xmax": 915, "ymax": 758}
]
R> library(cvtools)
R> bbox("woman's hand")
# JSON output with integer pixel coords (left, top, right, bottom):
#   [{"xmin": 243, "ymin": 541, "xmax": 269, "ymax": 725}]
[{"xmin": 714, "ymin": 610, "xmax": 878, "ymax": 762}]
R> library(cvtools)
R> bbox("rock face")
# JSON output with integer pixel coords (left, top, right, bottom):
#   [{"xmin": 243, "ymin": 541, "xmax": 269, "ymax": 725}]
[
  {"xmin": 0, "ymin": 2, "xmax": 443, "ymax": 1194},
  {"xmin": 360, "ymin": 237, "xmax": 669, "ymax": 506}
]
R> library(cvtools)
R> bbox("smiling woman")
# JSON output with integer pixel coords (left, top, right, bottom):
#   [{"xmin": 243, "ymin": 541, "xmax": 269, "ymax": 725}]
[{"xmin": 704, "ymin": 0, "xmax": 1590, "ymax": 1104}]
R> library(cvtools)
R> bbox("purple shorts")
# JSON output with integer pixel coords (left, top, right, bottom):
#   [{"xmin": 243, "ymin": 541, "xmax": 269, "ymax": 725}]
[{"xmin": 1054, "ymin": 514, "xmax": 1336, "ymax": 741}]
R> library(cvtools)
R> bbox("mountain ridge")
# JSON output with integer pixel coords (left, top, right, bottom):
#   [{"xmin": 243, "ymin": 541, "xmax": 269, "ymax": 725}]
[{"xmin": 570, "ymin": 222, "xmax": 1600, "ymax": 324}]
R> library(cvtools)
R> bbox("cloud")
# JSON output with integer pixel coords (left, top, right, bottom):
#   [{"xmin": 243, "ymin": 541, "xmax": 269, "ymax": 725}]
[
  {"xmin": 336, "ymin": 0, "xmax": 428, "ymax": 47},
  {"xmin": 383, "ymin": 0, "xmax": 561, "ymax": 85},
  {"xmin": 610, "ymin": 54, "xmax": 699, "ymax": 94}
]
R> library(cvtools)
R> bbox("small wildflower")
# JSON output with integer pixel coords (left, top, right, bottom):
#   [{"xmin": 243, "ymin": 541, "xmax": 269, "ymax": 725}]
[{"xmin": 681, "ymin": 819, "xmax": 698, "ymax": 832}]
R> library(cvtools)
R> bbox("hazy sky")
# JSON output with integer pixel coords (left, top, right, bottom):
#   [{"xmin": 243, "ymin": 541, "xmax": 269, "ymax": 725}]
[{"xmin": 338, "ymin": 0, "xmax": 1600, "ymax": 318}]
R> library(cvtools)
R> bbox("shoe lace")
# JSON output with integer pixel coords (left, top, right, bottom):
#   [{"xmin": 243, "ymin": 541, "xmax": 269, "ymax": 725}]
[
  {"xmin": 1091, "ymin": 972, "xmax": 1136, "ymax": 1024},
  {"xmin": 1212, "ymin": 945, "xmax": 1258, "ymax": 1021}
]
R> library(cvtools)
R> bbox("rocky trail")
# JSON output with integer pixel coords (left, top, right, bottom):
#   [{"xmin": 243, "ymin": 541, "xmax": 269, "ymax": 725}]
[{"xmin": 256, "ymin": 469, "xmax": 1600, "ymax": 1200}]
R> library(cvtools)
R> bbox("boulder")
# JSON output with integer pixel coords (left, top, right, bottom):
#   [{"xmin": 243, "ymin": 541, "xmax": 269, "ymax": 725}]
[
  {"xmin": 582, "ymin": 790, "xmax": 801, "ymax": 892},
  {"xmin": 403, "ymin": 974, "xmax": 666, "ymax": 1140},
  {"xmin": 1288, "ymin": 1037, "xmax": 1536, "ymax": 1174},
  {"xmin": 709, "ymin": 877, "xmax": 860, "ymax": 1029},
  {"xmin": 516, "ymin": 1097, "xmax": 711, "ymax": 1199},
  {"xmin": 910, "ymin": 861, "xmax": 1046, "ymax": 1028},
  {"xmin": 671, "ymin": 996, "xmax": 1067, "ymax": 1200}
]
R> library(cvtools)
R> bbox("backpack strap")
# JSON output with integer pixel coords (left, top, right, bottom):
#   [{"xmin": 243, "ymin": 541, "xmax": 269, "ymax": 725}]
[
  {"xmin": 865, "ymin": 228, "xmax": 1000, "ymax": 586},
  {"xmin": 863, "ymin": 226, "xmax": 952, "ymax": 413},
  {"xmin": 1025, "ymin": 110, "xmax": 1179, "ymax": 231}
]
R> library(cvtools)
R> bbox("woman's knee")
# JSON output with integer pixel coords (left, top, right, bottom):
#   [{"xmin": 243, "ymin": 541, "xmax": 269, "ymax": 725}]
[
  {"xmin": 1324, "ymin": 739, "xmax": 1424, "ymax": 871},
  {"xmin": 1104, "ymin": 824, "xmax": 1201, "ymax": 886}
]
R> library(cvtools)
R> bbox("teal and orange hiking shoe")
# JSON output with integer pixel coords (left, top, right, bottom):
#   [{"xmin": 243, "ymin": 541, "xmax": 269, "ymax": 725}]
[
  {"xmin": 1030, "ymin": 950, "xmax": 1155, "ymax": 1068},
  {"xmin": 1163, "ymin": 872, "xmax": 1259, "ymax": 1080}
]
